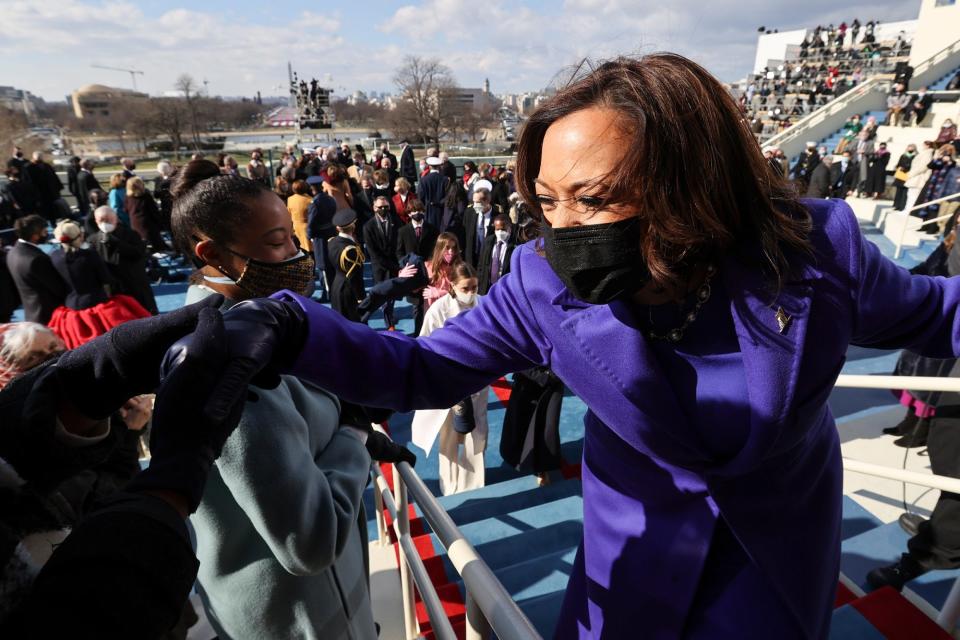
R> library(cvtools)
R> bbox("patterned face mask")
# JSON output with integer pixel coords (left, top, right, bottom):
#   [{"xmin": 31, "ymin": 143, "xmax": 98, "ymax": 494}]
[{"xmin": 208, "ymin": 249, "xmax": 316, "ymax": 298}]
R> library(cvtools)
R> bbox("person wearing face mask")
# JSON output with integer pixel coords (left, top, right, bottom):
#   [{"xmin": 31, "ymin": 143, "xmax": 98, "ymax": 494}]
[
  {"xmin": 477, "ymin": 214, "xmax": 515, "ymax": 295},
  {"xmin": 7, "ymin": 215, "xmax": 67, "ymax": 324},
  {"xmin": 47, "ymin": 220, "xmax": 150, "ymax": 349},
  {"xmin": 463, "ymin": 187, "xmax": 497, "ymax": 268},
  {"xmin": 87, "ymin": 205, "xmax": 158, "ymax": 315},
  {"xmin": 411, "ymin": 262, "xmax": 488, "ymax": 495},
  {"xmin": 169, "ymin": 159, "xmax": 413, "ymax": 640},
  {"xmin": 417, "ymin": 156, "xmax": 450, "ymax": 229},
  {"xmin": 397, "ymin": 202, "xmax": 439, "ymax": 334},
  {"xmin": 422, "ymin": 232, "xmax": 463, "ymax": 312},
  {"xmin": 363, "ymin": 196, "xmax": 402, "ymax": 330},
  {"xmin": 245, "ymin": 148, "xmax": 270, "ymax": 187},
  {"xmin": 327, "ymin": 209, "xmax": 366, "ymax": 322},
  {"xmin": 211, "ymin": 54, "xmax": 960, "ymax": 638}
]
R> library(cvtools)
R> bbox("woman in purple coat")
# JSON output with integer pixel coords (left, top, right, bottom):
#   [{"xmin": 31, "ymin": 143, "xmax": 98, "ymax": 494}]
[{"xmin": 216, "ymin": 55, "xmax": 960, "ymax": 638}]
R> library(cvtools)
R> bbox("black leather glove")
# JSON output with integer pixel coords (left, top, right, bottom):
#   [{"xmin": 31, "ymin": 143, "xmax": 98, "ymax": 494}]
[
  {"xmin": 339, "ymin": 400, "xmax": 395, "ymax": 431},
  {"xmin": 127, "ymin": 307, "xmax": 247, "ymax": 512},
  {"xmin": 219, "ymin": 297, "xmax": 308, "ymax": 390},
  {"xmin": 49, "ymin": 294, "xmax": 225, "ymax": 420},
  {"xmin": 365, "ymin": 431, "xmax": 417, "ymax": 467}
]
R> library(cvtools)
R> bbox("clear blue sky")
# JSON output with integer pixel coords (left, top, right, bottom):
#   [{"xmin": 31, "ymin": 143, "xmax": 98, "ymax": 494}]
[{"xmin": 0, "ymin": 0, "xmax": 920, "ymax": 102}]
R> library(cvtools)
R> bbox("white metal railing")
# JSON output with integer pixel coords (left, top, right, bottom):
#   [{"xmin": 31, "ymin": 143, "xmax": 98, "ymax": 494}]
[
  {"xmin": 369, "ymin": 426, "xmax": 542, "ymax": 640},
  {"xmin": 892, "ymin": 191, "xmax": 960, "ymax": 259},
  {"xmin": 835, "ymin": 372, "xmax": 960, "ymax": 631}
]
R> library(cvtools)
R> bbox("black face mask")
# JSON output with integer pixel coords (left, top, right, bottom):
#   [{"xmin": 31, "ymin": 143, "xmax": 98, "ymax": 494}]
[{"xmin": 542, "ymin": 218, "xmax": 649, "ymax": 305}]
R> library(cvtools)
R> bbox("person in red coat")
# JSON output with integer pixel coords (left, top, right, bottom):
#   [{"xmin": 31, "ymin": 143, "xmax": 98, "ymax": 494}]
[{"xmin": 392, "ymin": 178, "xmax": 417, "ymax": 224}]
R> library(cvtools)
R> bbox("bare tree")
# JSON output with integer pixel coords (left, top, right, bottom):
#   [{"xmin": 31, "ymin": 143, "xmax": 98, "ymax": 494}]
[
  {"xmin": 0, "ymin": 107, "xmax": 29, "ymax": 155},
  {"xmin": 175, "ymin": 74, "xmax": 203, "ymax": 150},
  {"xmin": 393, "ymin": 56, "xmax": 457, "ymax": 144},
  {"xmin": 151, "ymin": 98, "xmax": 189, "ymax": 160}
]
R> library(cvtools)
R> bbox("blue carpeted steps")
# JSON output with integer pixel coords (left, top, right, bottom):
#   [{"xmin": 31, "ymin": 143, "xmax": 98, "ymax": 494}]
[{"xmin": 930, "ymin": 65, "xmax": 960, "ymax": 91}]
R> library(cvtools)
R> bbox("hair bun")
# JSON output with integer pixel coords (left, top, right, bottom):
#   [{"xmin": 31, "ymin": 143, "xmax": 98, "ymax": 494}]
[{"xmin": 170, "ymin": 159, "xmax": 222, "ymax": 200}]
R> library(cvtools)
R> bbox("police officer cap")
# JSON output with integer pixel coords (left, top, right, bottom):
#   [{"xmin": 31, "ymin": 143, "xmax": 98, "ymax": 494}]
[
  {"xmin": 306, "ymin": 175, "xmax": 325, "ymax": 185},
  {"xmin": 333, "ymin": 209, "xmax": 358, "ymax": 227},
  {"xmin": 425, "ymin": 156, "xmax": 442, "ymax": 166}
]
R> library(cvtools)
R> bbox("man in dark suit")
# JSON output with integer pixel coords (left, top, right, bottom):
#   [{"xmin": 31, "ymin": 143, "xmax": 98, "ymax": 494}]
[
  {"xmin": 76, "ymin": 160, "xmax": 102, "ymax": 218},
  {"xmin": 399, "ymin": 140, "xmax": 417, "ymax": 186},
  {"xmin": 830, "ymin": 151, "xmax": 858, "ymax": 199},
  {"xmin": 805, "ymin": 156, "xmax": 833, "ymax": 199},
  {"xmin": 416, "ymin": 156, "xmax": 449, "ymax": 230},
  {"xmin": 910, "ymin": 87, "xmax": 934, "ymax": 126},
  {"xmin": 363, "ymin": 196, "xmax": 402, "ymax": 329},
  {"xmin": 463, "ymin": 187, "xmax": 498, "ymax": 268},
  {"xmin": 380, "ymin": 143, "xmax": 398, "ymax": 172},
  {"xmin": 477, "ymin": 214, "xmax": 515, "ymax": 295},
  {"xmin": 7, "ymin": 214, "xmax": 68, "ymax": 323},
  {"xmin": 791, "ymin": 143, "xmax": 820, "ymax": 185},
  {"xmin": 25, "ymin": 152, "xmax": 66, "ymax": 222},
  {"xmin": 439, "ymin": 151, "xmax": 458, "ymax": 183},
  {"xmin": 120, "ymin": 157, "xmax": 137, "ymax": 180},
  {"xmin": 397, "ymin": 206, "xmax": 438, "ymax": 335}
]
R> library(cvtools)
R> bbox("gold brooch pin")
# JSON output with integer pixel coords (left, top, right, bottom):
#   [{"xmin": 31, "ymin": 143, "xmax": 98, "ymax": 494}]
[{"xmin": 776, "ymin": 307, "xmax": 792, "ymax": 334}]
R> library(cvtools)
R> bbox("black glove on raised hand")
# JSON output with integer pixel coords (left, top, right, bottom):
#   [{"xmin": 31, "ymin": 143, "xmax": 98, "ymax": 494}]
[
  {"xmin": 49, "ymin": 294, "xmax": 225, "ymax": 420},
  {"xmin": 219, "ymin": 297, "xmax": 308, "ymax": 390},
  {"xmin": 127, "ymin": 307, "xmax": 248, "ymax": 513},
  {"xmin": 365, "ymin": 431, "xmax": 417, "ymax": 467}
]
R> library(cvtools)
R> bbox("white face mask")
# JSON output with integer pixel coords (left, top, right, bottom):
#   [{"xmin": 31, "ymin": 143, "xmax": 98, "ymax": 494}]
[
  {"xmin": 98, "ymin": 222, "xmax": 116, "ymax": 234},
  {"xmin": 494, "ymin": 230, "xmax": 510, "ymax": 243},
  {"xmin": 455, "ymin": 291, "xmax": 477, "ymax": 307},
  {"xmin": 473, "ymin": 203, "xmax": 485, "ymax": 214}
]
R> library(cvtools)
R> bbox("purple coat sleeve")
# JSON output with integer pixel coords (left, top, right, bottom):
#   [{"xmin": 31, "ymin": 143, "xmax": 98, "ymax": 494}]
[
  {"xmin": 274, "ymin": 246, "xmax": 551, "ymax": 412},
  {"xmin": 847, "ymin": 208, "xmax": 960, "ymax": 356}
]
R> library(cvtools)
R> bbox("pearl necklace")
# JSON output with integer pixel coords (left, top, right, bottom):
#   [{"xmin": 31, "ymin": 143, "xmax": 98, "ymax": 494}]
[{"xmin": 644, "ymin": 264, "xmax": 717, "ymax": 343}]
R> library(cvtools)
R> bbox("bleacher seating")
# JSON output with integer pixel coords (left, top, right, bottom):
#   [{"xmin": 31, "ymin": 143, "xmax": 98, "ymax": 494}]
[{"xmin": 744, "ymin": 23, "xmax": 913, "ymax": 143}]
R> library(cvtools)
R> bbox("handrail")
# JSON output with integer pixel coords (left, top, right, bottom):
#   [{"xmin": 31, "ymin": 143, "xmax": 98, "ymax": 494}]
[
  {"xmin": 370, "ymin": 463, "xmax": 457, "ymax": 640},
  {"xmin": 835, "ymin": 373, "xmax": 960, "ymax": 392},
  {"xmin": 843, "ymin": 458, "xmax": 960, "ymax": 494},
  {"xmin": 893, "ymin": 191, "xmax": 960, "ymax": 259},
  {"xmin": 369, "ymin": 425, "xmax": 541, "ymax": 640},
  {"xmin": 913, "ymin": 37, "xmax": 960, "ymax": 77},
  {"xmin": 394, "ymin": 460, "xmax": 543, "ymax": 640}
]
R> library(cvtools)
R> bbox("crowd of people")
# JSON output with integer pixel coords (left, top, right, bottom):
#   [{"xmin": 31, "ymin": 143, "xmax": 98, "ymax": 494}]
[
  {"xmin": 743, "ymin": 19, "xmax": 912, "ymax": 141},
  {"xmin": 0, "ymin": 132, "xmax": 562, "ymax": 637}
]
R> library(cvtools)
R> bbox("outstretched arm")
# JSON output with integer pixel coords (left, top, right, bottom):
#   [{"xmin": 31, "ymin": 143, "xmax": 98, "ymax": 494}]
[{"xmin": 259, "ymin": 247, "xmax": 551, "ymax": 412}]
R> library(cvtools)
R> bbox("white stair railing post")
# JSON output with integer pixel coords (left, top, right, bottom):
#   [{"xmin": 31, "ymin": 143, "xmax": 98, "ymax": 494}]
[
  {"xmin": 936, "ymin": 577, "xmax": 960, "ymax": 632},
  {"xmin": 373, "ymin": 473, "xmax": 388, "ymax": 546},
  {"xmin": 394, "ymin": 467, "xmax": 419, "ymax": 640}
]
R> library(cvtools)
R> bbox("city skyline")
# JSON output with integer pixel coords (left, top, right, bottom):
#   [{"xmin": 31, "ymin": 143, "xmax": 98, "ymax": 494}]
[{"xmin": 1, "ymin": 0, "xmax": 921, "ymax": 103}]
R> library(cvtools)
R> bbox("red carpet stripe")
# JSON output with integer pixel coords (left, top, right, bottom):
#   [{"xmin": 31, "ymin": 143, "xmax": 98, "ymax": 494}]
[
  {"xmin": 833, "ymin": 581, "xmax": 857, "ymax": 608},
  {"xmin": 850, "ymin": 587, "xmax": 952, "ymax": 639}
]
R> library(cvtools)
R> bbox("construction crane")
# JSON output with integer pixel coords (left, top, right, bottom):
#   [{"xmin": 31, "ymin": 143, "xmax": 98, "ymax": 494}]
[{"xmin": 90, "ymin": 64, "xmax": 145, "ymax": 91}]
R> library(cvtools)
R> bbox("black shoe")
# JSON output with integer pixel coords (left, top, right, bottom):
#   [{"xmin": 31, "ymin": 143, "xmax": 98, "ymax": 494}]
[
  {"xmin": 898, "ymin": 512, "xmax": 926, "ymax": 537},
  {"xmin": 883, "ymin": 411, "xmax": 919, "ymax": 436},
  {"xmin": 894, "ymin": 419, "xmax": 929, "ymax": 448},
  {"xmin": 866, "ymin": 554, "xmax": 927, "ymax": 591}
]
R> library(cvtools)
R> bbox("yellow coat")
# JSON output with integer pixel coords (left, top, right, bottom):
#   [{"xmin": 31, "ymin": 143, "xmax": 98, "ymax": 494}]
[{"xmin": 286, "ymin": 194, "xmax": 313, "ymax": 252}]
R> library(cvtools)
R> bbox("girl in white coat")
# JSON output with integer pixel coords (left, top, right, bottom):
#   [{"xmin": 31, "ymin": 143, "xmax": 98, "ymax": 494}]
[{"xmin": 411, "ymin": 263, "xmax": 488, "ymax": 495}]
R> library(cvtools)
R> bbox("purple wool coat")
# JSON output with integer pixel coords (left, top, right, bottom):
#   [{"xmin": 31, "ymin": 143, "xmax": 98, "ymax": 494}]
[{"xmin": 276, "ymin": 199, "xmax": 960, "ymax": 638}]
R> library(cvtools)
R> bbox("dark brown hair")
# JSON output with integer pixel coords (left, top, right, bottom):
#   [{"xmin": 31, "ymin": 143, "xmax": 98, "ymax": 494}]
[
  {"xmin": 450, "ymin": 261, "xmax": 478, "ymax": 285},
  {"xmin": 516, "ymin": 53, "xmax": 810, "ymax": 289}
]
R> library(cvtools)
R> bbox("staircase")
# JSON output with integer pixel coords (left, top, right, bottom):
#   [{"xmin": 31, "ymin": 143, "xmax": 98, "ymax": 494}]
[{"xmin": 929, "ymin": 64, "xmax": 960, "ymax": 91}]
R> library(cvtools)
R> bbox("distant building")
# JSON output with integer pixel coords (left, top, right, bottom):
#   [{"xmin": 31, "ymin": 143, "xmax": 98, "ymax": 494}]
[
  {"xmin": 439, "ymin": 80, "xmax": 501, "ymax": 112},
  {"xmin": 0, "ymin": 86, "xmax": 43, "ymax": 120},
  {"xmin": 71, "ymin": 84, "xmax": 149, "ymax": 119}
]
